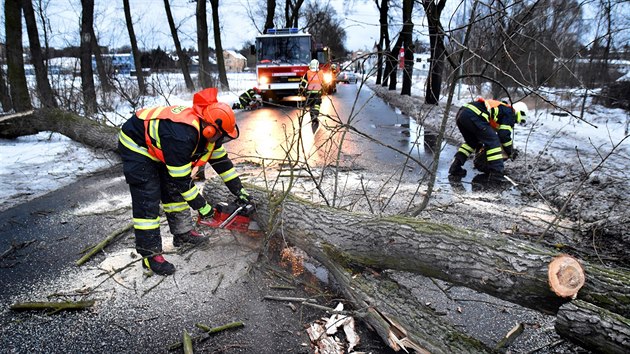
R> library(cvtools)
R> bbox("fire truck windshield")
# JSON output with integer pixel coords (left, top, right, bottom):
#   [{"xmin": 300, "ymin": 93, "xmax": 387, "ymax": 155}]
[{"xmin": 256, "ymin": 36, "xmax": 311, "ymax": 64}]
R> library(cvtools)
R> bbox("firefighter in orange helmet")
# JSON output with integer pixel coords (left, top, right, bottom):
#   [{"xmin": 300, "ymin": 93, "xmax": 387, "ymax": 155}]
[
  {"xmin": 448, "ymin": 98, "xmax": 528, "ymax": 182},
  {"xmin": 299, "ymin": 59, "xmax": 325, "ymax": 132},
  {"xmin": 118, "ymin": 88, "xmax": 251, "ymax": 275}
]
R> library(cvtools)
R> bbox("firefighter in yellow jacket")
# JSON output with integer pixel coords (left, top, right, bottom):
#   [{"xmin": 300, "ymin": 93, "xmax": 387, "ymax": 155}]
[
  {"xmin": 299, "ymin": 59, "xmax": 325, "ymax": 132},
  {"xmin": 448, "ymin": 98, "xmax": 528, "ymax": 182},
  {"xmin": 118, "ymin": 88, "xmax": 251, "ymax": 275}
]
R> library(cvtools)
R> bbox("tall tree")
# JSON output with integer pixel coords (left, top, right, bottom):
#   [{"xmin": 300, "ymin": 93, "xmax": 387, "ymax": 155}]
[
  {"xmin": 422, "ymin": 0, "xmax": 446, "ymax": 104},
  {"xmin": 122, "ymin": 0, "xmax": 147, "ymax": 95},
  {"xmin": 400, "ymin": 0, "xmax": 414, "ymax": 96},
  {"xmin": 210, "ymin": 0, "xmax": 229, "ymax": 90},
  {"xmin": 80, "ymin": 0, "xmax": 97, "ymax": 115},
  {"xmin": 374, "ymin": 0, "xmax": 390, "ymax": 86},
  {"xmin": 196, "ymin": 0, "xmax": 212, "ymax": 88},
  {"xmin": 284, "ymin": 0, "xmax": 304, "ymax": 28},
  {"xmin": 164, "ymin": 0, "xmax": 195, "ymax": 91},
  {"xmin": 5, "ymin": 0, "xmax": 32, "ymax": 112},
  {"xmin": 302, "ymin": 3, "xmax": 347, "ymax": 57},
  {"xmin": 21, "ymin": 0, "xmax": 57, "ymax": 108},
  {"xmin": 264, "ymin": 0, "xmax": 276, "ymax": 32}
]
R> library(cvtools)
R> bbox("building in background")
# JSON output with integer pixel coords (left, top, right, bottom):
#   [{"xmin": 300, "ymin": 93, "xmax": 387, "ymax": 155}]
[{"xmin": 223, "ymin": 50, "xmax": 247, "ymax": 72}]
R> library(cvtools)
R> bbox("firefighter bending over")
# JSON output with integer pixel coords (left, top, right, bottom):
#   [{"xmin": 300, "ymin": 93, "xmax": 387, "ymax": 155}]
[
  {"xmin": 448, "ymin": 98, "xmax": 528, "ymax": 182},
  {"xmin": 299, "ymin": 59, "xmax": 325, "ymax": 132},
  {"xmin": 232, "ymin": 87, "xmax": 261, "ymax": 110},
  {"xmin": 118, "ymin": 88, "xmax": 252, "ymax": 275}
]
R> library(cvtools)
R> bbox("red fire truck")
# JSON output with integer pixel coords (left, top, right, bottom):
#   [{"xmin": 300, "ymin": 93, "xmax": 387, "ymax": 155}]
[{"xmin": 253, "ymin": 28, "xmax": 335, "ymax": 102}]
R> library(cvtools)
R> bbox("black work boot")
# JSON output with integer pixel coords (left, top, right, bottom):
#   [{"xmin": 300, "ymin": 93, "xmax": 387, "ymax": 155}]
[
  {"xmin": 142, "ymin": 255, "xmax": 175, "ymax": 275},
  {"xmin": 448, "ymin": 158, "xmax": 467, "ymax": 177},
  {"xmin": 173, "ymin": 230, "xmax": 208, "ymax": 247}
]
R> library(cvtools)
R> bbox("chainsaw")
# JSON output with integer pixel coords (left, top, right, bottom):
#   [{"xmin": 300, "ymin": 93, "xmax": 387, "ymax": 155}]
[{"xmin": 197, "ymin": 200, "xmax": 258, "ymax": 233}]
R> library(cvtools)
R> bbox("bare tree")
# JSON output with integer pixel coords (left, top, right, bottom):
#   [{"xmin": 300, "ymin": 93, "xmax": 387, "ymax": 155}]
[
  {"xmin": 21, "ymin": 0, "xmax": 57, "ymax": 108},
  {"xmin": 90, "ymin": 28, "xmax": 114, "ymax": 93},
  {"xmin": 400, "ymin": 0, "xmax": 414, "ymax": 96},
  {"xmin": 264, "ymin": 0, "xmax": 276, "ymax": 32},
  {"xmin": 284, "ymin": 0, "xmax": 304, "ymax": 28},
  {"xmin": 164, "ymin": 0, "xmax": 195, "ymax": 91},
  {"xmin": 196, "ymin": 0, "xmax": 212, "ymax": 89},
  {"xmin": 122, "ymin": 0, "xmax": 147, "ymax": 95},
  {"xmin": 422, "ymin": 0, "xmax": 446, "ymax": 104},
  {"xmin": 374, "ymin": 0, "xmax": 390, "ymax": 85},
  {"xmin": 80, "ymin": 0, "xmax": 97, "ymax": 115},
  {"xmin": 210, "ymin": 0, "xmax": 229, "ymax": 90},
  {"xmin": 5, "ymin": 0, "xmax": 32, "ymax": 112}
]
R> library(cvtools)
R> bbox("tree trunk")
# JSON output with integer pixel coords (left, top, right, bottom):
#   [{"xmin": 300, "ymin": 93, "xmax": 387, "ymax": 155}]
[
  {"xmin": 123, "ymin": 0, "xmax": 147, "ymax": 95},
  {"xmin": 163, "ymin": 0, "xmax": 195, "ymax": 92},
  {"xmin": 196, "ymin": 0, "xmax": 212, "ymax": 89},
  {"xmin": 400, "ymin": 0, "xmax": 414, "ymax": 96},
  {"xmin": 423, "ymin": 0, "xmax": 446, "ymax": 105},
  {"xmin": 374, "ymin": 0, "xmax": 389, "ymax": 86},
  {"xmin": 0, "ymin": 52, "xmax": 14, "ymax": 112},
  {"xmin": 210, "ymin": 0, "xmax": 229, "ymax": 90},
  {"xmin": 556, "ymin": 300, "xmax": 630, "ymax": 354},
  {"xmin": 0, "ymin": 109, "xmax": 119, "ymax": 152},
  {"xmin": 79, "ymin": 0, "xmax": 97, "ymax": 116},
  {"xmin": 5, "ymin": 0, "xmax": 32, "ymax": 112},
  {"xmin": 201, "ymin": 179, "xmax": 630, "ymax": 353},
  {"xmin": 264, "ymin": 0, "xmax": 276, "ymax": 33},
  {"xmin": 21, "ymin": 0, "xmax": 57, "ymax": 109}
]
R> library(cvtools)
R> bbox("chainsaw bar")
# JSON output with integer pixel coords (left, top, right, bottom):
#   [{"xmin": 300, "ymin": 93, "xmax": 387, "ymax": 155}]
[{"xmin": 197, "ymin": 201, "xmax": 256, "ymax": 233}]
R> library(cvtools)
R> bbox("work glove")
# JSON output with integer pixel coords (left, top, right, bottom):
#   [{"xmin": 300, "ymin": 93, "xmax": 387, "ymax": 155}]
[
  {"xmin": 198, "ymin": 203, "xmax": 214, "ymax": 220},
  {"xmin": 236, "ymin": 188, "xmax": 252, "ymax": 205},
  {"xmin": 510, "ymin": 149, "xmax": 520, "ymax": 161}
]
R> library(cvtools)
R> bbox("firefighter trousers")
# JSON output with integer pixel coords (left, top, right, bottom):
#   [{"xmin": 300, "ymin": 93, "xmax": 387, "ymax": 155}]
[
  {"xmin": 453, "ymin": 107, "xmax": 504, "ymax": 174},
  {"xmin": 119, "ymin": 142, "xmax": 193, "ymax": 257},
  {"xmin": 303, "ymin": 91, "xmax": 322, "ymax": 121}
]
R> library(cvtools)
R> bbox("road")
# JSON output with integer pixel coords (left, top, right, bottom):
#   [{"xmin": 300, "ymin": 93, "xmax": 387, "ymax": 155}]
[{"xmin": 232, "ymin": 82, "xmax": 457, "ymax": 174}]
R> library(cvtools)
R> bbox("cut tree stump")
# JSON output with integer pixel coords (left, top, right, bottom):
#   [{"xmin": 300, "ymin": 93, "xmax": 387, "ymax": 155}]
[{"xmin": 548, "ymin": 254, "xmax": 586, "ymax": 298}]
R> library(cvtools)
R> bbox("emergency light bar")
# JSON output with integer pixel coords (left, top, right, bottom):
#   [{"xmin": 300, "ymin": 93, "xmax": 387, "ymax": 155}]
[{"xmin": 266, "ymin": 28, "xmax": 299, "ymax": 34}]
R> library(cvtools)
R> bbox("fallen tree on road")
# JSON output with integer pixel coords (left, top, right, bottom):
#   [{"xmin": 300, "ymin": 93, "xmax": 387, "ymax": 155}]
[{"xmin": 203, "ymin": 179, "xmax": 630, "ymax": 353}]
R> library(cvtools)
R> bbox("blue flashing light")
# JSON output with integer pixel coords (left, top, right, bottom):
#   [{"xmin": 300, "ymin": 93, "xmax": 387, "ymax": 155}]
[
  {"xmin": 267, "ymin": 28, "xmax": 276, "ymax": 34},
  {"xmin": 289, "ymin": 28, "xmax": 298, "ymax": 33}
]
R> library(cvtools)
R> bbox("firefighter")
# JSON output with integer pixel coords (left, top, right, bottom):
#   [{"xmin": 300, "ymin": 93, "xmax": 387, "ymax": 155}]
[
  {"xmin": 118, "ymin": 87, "xmax": 252, "ymax": 275},
  {"xmin": 448, "ymin": 99, "xmax": 528, "ymax": 181},
  {"xmin": 232, "ymin": 87, "xmax": 261, "ymax": 110},
  {"xmin": 299, "ymin": 59, "xmax": 325, "ymax": 132}
]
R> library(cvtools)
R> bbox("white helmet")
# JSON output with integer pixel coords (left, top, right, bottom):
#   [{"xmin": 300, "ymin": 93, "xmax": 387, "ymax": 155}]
[
  {"xmin": 512, "ymin": 101, "xmax": 529, "ymax": 124},
  {"xmin": 309, "ymin": 59, "xmax": 319, "ymax": 71}
]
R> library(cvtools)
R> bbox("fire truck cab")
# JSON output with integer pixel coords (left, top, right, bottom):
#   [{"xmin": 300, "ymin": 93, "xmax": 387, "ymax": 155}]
[{"xmin": 253, "ymin": 28, "xmax": 335, "ymax": 103}]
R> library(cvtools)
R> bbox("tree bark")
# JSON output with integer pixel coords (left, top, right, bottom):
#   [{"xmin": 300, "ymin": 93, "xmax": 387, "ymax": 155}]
[
  {"xmin": 423, "ymin": 0, "xmax": 446, "ymax": 105},
  {"xmin": 123, "ymin": 0, "xmax": 147, "ymax": 95},
  {"xmin": 196, "ymin": 0, "xmax": 212, "ymax": 89},
  {"xmin": 0, "ymin": 109, "xmax": 119, "ymax": 152},
  {"xmin": 556, "ymin": 300, "xmax": 630, "ymax": 354},
  {"xmin": 400, "ymin": 0, "xmax": 414, "ymax": 96},
  {"xmin": 80, "ymin": 0, "xmax": 97, "ymax": 115},
  {"xmin": 21, "ymin": 0, "xmax": 57, "ymax": 108},
  {"xmin": 5, "ymin": 0, "xmax": 32, "ymax": 112},
  {"xmin": 210, "ymin": 0, "xmax": 229, "ymax": 90},
  {"xmin": 164, "ymin": 0, "xmax": 195, "ymax": 92}
]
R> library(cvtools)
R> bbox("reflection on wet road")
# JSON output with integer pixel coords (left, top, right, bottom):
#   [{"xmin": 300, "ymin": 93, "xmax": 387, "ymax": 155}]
[{"xmin": 229, "ymin": 82, "xmax": 482, "ymax": 193}]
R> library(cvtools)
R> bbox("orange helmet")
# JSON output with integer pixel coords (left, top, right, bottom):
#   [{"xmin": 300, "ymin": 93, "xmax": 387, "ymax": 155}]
[
  {"xmin": 202, "ymin": 102, "xmax": 238, "ymax": 139},
  {"xmin": 192, "ymin": 87, "xmax": 239, "ymax": 139}
]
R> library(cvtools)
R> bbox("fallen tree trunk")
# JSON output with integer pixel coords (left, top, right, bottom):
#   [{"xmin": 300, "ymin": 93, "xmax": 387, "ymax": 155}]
[
  {"xmin": 0, "ymin": 109, "xmax": 119, "ymax": 152},
  {"xmin": 202, "ymin": 179, "xmax": 630, "ymax": 352},
  {"xmin": 556, "ymin": 300, "xmax": 630, "ymax": 354}
]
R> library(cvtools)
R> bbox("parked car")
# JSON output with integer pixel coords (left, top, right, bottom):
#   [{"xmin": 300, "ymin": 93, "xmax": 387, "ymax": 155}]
[{"xmin": 336, "ymin": 71, "xmax": 358, "ymax": 84}]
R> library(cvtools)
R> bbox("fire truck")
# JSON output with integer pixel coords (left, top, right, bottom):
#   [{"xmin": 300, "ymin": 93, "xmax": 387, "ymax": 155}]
[{"xmin": 253, "ymin": 28, "xmax": 335, "ymax": 102}]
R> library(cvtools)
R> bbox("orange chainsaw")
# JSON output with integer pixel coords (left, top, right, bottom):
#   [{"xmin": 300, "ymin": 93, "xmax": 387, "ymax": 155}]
[{"xmin": 197, "ymin": 200, "xmax": 258, "ymax": 233}]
